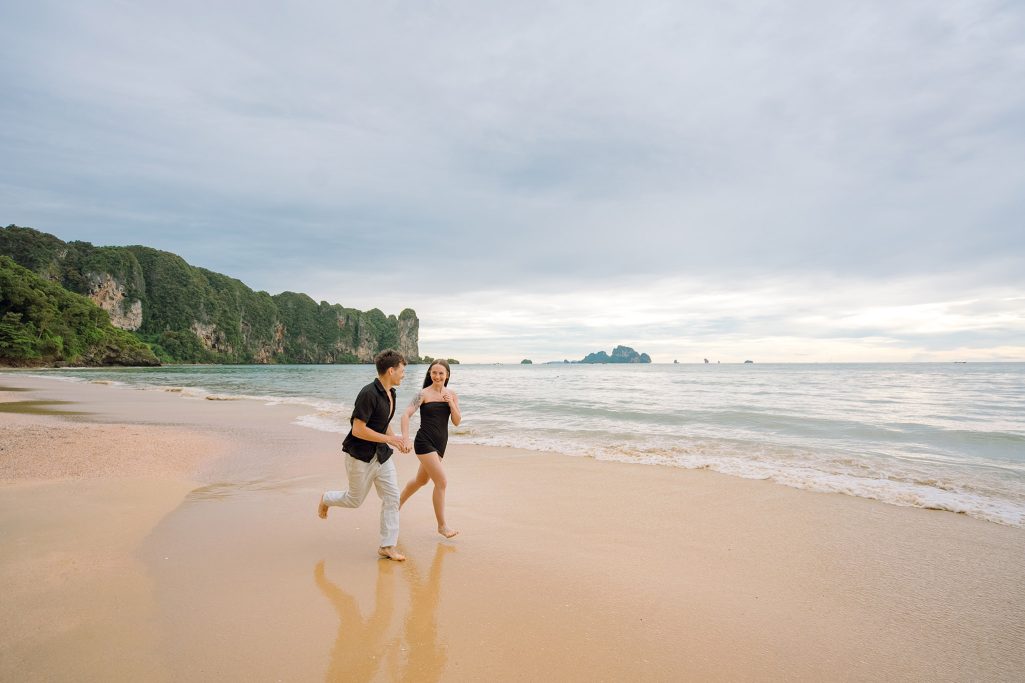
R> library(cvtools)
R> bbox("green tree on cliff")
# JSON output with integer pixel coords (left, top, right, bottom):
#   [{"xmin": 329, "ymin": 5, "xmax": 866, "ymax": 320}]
[{"xmin": 0, "ymin": 256, "xmax": 159, "ymax": 366}]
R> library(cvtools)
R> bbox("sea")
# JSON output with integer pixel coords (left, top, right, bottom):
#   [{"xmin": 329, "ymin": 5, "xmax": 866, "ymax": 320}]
[{"xmin": 16, "ymin": 362, "xmax": 1025, "ymax": 528}]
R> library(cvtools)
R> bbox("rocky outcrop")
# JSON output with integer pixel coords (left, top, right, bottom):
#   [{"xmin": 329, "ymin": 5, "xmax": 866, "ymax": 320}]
[
  {"xmin": 87, "ymin": 273, "xmax": 143, "ymax": 330},
  {"xmin": 355, "ymin": 318, "xmax": 378, "ymax": 361},
  {"xmin": 397, "ymin": 309, "xmax": 420, "ymax": 362},
  {"xmin": 250, "ymin": 322, "xmax": 287, "ymax": 363},
  {"xmin": 580, "ymin": 345, "xmax": 652, "ymax": 364},
  {"xmin": 78, "ymin": 337, "xmax": 160, "ymax": 366},
  {"xmin": 191, "ymin": 321, "xmax": 233, "ymax": 355}
]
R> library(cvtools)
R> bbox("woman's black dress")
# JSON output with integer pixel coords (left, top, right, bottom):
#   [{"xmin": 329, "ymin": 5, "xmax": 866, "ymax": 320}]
[{"xmin": 414, "ymin": 401, "xmax": 451, "ymax": 457}]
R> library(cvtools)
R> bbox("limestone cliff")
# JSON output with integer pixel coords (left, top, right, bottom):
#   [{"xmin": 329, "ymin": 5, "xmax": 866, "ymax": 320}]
[
  {"xmin": 1, "ymin": 225, "xmax": 420, "ymax": 364},
  {"xmin": 87, "ymin": 273, "xmax": 143, "ymax": 330},
  {"xmin": 397, "ymin": 309, "xmax": 419, "ymax": 363}
]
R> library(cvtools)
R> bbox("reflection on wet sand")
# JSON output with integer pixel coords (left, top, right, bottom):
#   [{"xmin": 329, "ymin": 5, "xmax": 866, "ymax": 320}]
[
  {"xmin": 314, "ymin": 559, "xmax": 398, "ymax": 681},
  {"xmin": 402, "ymin": 544, "xmax": 455, "ymax": 682},
  {"xmin": 315, "ymin": 544, "xmax": 456, "ymax": 682}
]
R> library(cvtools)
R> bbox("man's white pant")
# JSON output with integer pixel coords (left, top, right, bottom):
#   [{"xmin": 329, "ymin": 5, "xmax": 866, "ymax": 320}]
[{"xmin": 322, "ymin": 455, "xmax": 400, "ymax": 547}]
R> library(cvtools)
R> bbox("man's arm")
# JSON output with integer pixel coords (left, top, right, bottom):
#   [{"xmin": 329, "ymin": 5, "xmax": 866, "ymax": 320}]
[{"xmin": 352, "ymin": 419, "xmax": 406, "ymax": 450}]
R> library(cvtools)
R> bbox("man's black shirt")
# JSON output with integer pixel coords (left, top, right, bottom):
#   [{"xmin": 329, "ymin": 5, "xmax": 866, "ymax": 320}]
[{"xmin": 342, "ymin": 378, "xmax": 397, "ymax": 464}]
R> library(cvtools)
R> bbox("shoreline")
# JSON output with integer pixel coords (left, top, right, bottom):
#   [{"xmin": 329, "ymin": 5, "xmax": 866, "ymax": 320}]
[
  {"xmin": 8, "ymin": 367, "xmax": 1024, "ymax": 529},
  {"xmin": 2, "ymin": 375, "xmax": 1024, "ymax": 680}
]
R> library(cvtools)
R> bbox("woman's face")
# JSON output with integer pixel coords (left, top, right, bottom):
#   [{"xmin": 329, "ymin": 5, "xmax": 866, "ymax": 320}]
[{"xmin": 430, "ymin": 364, "xmax": 448, "ymax": 385}]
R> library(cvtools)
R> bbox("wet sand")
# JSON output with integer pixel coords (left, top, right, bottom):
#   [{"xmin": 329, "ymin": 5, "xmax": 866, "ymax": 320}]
[{"xmin": 2, "ymin": 374, "xmax": 1024, "ymax": 681}]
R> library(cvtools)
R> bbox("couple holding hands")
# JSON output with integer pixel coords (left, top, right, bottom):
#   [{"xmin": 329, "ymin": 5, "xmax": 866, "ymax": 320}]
[{"xmin": 318, "ymin": 350, "xmax": 461, "ymax": 561}]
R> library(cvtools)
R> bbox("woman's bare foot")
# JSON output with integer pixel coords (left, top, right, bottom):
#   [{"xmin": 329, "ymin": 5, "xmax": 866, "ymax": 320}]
[
  {"xmin": 318, "ymin": 495, "xmax": 328, "ymax": 519},
  {"xmin": 438, "ymin": 527, "xmax": 459, "ymax": 539},
  {"xmin": 378, "ymin": 546, "xmax": 406, "ymax": 561}
]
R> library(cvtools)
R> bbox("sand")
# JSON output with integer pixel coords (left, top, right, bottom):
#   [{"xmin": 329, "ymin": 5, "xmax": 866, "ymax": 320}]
[{"xmin": 1, "ymin": 373, "xmax": 1023, "ymax": 681}]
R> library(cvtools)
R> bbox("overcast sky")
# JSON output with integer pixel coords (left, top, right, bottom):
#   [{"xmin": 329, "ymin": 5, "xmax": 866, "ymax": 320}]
[{"xmin": 2, "ymin": 1, "xmax": 1023, "ymax": 362}]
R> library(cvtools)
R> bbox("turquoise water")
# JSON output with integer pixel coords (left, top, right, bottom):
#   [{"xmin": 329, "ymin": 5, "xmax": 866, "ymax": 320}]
[{"xmin": 15, "ymin": 362, "xmax": 1025, "ymax": 527}]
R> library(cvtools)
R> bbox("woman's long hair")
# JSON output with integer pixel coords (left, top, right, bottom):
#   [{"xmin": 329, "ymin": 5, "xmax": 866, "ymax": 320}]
[{"xmin": 423, "ymin": 359, "xmax": 451, "ymax": 388}]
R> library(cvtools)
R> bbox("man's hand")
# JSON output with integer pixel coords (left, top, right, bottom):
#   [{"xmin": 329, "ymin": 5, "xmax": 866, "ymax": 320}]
[{"xmin": 388, "ymin": 435, "xmax": 411, "ymax": 453}]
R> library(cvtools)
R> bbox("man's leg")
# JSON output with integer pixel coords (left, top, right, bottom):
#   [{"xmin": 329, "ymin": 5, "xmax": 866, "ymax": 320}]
[
  {"xmin": 374, "ymin": 458, "xmax": 404, "ymax": 560},
  {"xmin": 321, "ymin": 456, "xmax": 375, "ymax": 515}
]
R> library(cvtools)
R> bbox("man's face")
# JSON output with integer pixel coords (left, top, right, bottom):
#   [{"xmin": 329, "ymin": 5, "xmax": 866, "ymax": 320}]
[{"xmin": 389, "ymin": 363, "xmax": 406, "ymax": 385}]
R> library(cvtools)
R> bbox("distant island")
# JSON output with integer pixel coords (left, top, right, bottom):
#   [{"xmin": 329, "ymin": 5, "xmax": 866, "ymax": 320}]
[
  {"xmin": 521, "ymin": 359, "xmax": 532, "ymax": 364},
  {"xmin": 580, "ymin": 345, "xmax": 651, "ymax": 364},
  {"xmin": 421, "ymin": 356, "xmax": 459, "ymax": 365}
]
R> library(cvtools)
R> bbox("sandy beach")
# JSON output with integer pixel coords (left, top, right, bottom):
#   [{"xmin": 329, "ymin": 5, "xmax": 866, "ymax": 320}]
[{"xmin": 1, "ymin": 374, "xmax": 1024, "ymax": 681}]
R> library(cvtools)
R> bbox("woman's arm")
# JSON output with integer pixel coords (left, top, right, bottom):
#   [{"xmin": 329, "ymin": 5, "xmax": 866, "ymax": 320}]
[{"xmin": 446, "ymin": 390, "xmax": 462, "ymax": 426}]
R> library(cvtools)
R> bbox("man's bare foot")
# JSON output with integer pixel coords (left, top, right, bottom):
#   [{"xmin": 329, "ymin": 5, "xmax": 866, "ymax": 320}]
[
  {"xmin": 439, "ymin": 527, "xmax": 459, "ymax": 539},
  {"xmin": 378, "ymin": 546, "xmax": 406, "ymax": 561},
  {"xmin": 318, "ymin": 495, "xmax": 328, "ymax": 519}
]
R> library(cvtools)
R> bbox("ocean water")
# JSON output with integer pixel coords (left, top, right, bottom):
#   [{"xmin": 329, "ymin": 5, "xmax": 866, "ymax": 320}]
[{"xmin": 17, "ymin": 362, "xmax": 1025, "ymax": 527}]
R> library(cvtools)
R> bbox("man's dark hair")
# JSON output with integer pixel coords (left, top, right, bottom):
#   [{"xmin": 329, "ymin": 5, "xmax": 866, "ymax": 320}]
[{"xmin": 375, "ymin": 349, "xmax": 406, "ymax": 375}]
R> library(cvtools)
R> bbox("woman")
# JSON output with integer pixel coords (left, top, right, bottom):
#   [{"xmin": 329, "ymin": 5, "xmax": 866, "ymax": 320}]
[{"xmin": 400, "ymin": 359, "xmax": 462, "ymax": 538}]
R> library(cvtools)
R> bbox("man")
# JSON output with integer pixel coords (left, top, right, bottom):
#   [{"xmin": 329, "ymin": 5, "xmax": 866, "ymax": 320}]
[{"xmin": 319, "ymin": 349, "xmax": 411, "ymax": 561}]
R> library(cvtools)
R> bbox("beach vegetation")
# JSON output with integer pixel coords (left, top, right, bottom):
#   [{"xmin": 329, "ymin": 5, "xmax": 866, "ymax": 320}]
[{"xmin": 0, "ymin": 256, "xmax": 159, "ymax": 367}]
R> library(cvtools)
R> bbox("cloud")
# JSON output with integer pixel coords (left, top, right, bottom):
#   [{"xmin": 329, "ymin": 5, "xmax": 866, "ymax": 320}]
[
  {"xmin": 366, "ymin": 273, "xmax": 1025, "ymax": 363},
  {"xmin": 1, "ymin": 1, "xmax": 1023, "ymax": 361}
]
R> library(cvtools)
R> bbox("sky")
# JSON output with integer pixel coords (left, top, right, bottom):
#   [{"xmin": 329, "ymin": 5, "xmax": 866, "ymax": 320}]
[{"xmin": 2, "ymin": 1, "xmax": 1024, "ymax": 363}]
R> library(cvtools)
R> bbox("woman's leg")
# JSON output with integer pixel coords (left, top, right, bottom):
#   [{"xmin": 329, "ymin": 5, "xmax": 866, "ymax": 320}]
[
  {"xmin": 416, "ymin": 452, "xmax": 458, "ymax": 538},
  {"xmin": 400, "ymin": 462, "xmax": 430, "ymax": 508}
]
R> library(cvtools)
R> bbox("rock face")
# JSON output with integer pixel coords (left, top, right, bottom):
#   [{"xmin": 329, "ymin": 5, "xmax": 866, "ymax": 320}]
[
  {"xmin": 397, "ymin": 309, "xmax": 420, "ymax": 363},
  {"xmin": 191, "ymin": 321, "xmax": 232, "ymax": 354},
  {"xmin": 580, "ymin": 345, "xmax": 652, "ymax": 364},
  {"xmin": 0, "ymin": 225, "xmax": 420, "ymax": 364},
  {"xmin": 88, "ymin": 273, "xmax": 143, "ymax": 330}
]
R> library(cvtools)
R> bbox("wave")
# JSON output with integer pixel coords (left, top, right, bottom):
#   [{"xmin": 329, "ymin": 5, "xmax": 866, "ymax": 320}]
[
  {"xmin": 446, "ymin": 431, "xmax": 1025, "ymax": 528},
  {"xmin": 16, "ymin": 364, "xmax": 1025, "ymax": 528}
]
